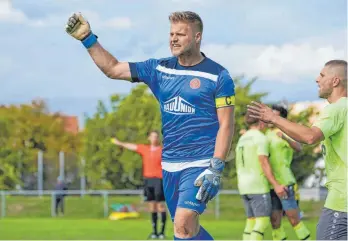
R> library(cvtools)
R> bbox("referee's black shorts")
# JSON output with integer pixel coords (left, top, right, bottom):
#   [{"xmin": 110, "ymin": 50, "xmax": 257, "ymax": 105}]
[{"xmin": 143, "ymin": 178, "xmax": 165, "ymax": 202}]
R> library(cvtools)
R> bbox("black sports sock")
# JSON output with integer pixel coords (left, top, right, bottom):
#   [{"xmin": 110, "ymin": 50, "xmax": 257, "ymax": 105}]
[
  {"xmin": 160, "ymin": 212, "xmax": 167, "ymax": 235},
  {"xmin": 151, "ymin": 212, "xmax": 158, "ymax": 235}
]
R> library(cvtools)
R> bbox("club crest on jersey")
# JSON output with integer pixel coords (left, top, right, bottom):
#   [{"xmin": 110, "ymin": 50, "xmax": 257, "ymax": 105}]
[
  {"xmin": 163, "ymin": 96, "xmax": 195, "ymax": 115},
  {"xmin": 190, "ymin": 78, "xmax": 201, "ymax": 89}
]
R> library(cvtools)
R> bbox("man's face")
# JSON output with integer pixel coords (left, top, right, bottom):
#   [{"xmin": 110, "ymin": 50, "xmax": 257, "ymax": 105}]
[
  {"xmin": 148, "ymin": 132, "xmax": 159, "ymax": 145},
  {"xmin": 316, "ymin": 66, "xmax": 336, "ymax": 99},
  {"xmin": 169, "ymin": 21, "xmax": 196, "ymax": 57}
]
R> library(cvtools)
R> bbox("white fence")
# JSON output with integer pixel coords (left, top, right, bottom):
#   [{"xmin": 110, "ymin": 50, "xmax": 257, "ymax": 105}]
[{"xmin": 0, "ymin": 188, "xmax": 324, "ymax": 219}]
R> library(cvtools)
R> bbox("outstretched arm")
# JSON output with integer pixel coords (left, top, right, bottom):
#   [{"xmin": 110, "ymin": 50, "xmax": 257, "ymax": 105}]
[
  {"xmin": 277, "ymin": 131, "xmax": 303, "ymax": 152},
  {"xmin": 65, "ymin": 13, "xmax": 132, "ymax": 81},
  {"xmin": 111, "ymin": 138, "xmax": 137, "ymax": 151},
  {"xmin": 248, "ymin": 102, "xmax": 324, "ymax": 145}
]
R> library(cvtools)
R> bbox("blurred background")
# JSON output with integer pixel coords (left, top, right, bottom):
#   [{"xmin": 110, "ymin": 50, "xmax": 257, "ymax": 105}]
[{"xmin": 0, "ymin": 0, "xmax": 346, "ymax": 239}]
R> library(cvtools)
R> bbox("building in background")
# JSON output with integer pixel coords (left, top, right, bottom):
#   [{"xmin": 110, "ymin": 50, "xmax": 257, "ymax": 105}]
[{"xmin": 60, "ymin": 115, "xmax": 79, "ymax": 134}]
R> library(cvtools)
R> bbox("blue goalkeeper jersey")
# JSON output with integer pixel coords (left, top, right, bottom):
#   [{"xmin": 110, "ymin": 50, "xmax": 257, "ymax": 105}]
[{"xmin": 129, "ymin": 53, "xmax": 235, "ymax": 163}]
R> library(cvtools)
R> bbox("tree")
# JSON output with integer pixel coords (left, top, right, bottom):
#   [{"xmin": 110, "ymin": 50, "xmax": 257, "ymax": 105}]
[
  {"xmin": 83, "ymin": 85, "xmax": 161, "ymax": 189},
  {"xmin": 0, "ymin": 100, "xmax": 81, "ymax": 190}
]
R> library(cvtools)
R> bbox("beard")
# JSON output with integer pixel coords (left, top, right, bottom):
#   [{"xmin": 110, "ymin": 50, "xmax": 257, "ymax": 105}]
[
  {"xmin": 318, "ymin": 88, "xmax": 332, "ymax": 99},
  {"xmin": 171, "ymin": 42, "xmax": 195, "ymax": 57}
]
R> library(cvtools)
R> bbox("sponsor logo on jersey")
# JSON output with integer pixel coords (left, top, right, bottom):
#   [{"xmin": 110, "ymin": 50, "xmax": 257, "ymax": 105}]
[
  {"xmin": 190, "ymin": 78, "xmax": 201, "ymax": 89},
  {"xmin": 162, "ymin": 75, "xmax": 175, "ymax": 80},
  {"xmin": 163, "ymin": 96, "xmax": 195, "ymax": 115},
  {"xmin": 184, "ymin": 201, "xmax": 200, "ymax": 207}
]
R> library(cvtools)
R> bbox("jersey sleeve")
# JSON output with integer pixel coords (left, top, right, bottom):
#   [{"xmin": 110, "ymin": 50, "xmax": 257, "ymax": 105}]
[
  {"xmin": 129, "ymin": 59, "xmax": 159, "ymax": 96},
  {"xmin": 312, "ymin": 105, "xmax": 344, "ymax": 139},
  {"xmin": 215, "ymin": 69, "xmax": 236, "ymax": 108},
  {"xmin": 136, "ymin": 144, "xmax": 146, "ymax": 155},
  {"xmin": 256, "ymin": 135, "xmax": 269, "ymax": 156}
]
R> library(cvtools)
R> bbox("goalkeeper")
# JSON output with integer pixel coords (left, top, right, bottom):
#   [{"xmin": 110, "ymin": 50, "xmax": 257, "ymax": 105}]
[{"xmin": 65, "ymin": 11, "xmax": 235, "ymax": 240}]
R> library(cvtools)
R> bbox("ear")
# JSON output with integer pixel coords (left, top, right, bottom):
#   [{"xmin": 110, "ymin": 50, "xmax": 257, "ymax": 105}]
[
  {"xmin": 332, "ymin": 76, "xmax": 341, "ymax": 87},
  {"xmin": 195, "ymin": 32, "xmax": 202, "ymax": 44},
  {"xmin": 259, "ymin": 121, "xmax": 265, "ymax": 129}
]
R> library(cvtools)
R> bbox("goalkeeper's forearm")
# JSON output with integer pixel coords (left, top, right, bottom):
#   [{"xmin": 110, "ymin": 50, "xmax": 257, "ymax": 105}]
[
  {"xmin": 87, "ymin": 42, "xmax": 121, "ymax": 79},
  {"xmin": 213, "ymin": 124, "xmax": 234, "ymax": 160}
]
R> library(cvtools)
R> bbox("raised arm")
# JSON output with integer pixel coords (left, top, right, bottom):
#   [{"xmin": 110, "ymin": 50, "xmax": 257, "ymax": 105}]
[
  {"xmin": 87, "ymin": 43, "xmax": 132, "ymax": 80},
  {"xmin": 111, "ymin": 138, "xmax": 137, "ymax": 152},
  {"xmin": 65, "ymin": 13, "xmax": 132, "ymax": 81}
]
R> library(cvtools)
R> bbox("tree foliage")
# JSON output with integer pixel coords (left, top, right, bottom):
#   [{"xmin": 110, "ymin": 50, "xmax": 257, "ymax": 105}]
[
  {"xmin": 0, "ymin": 99, "xmax": 81, "ymax": 190},
  {"xmin": 83, "ymin": 85, "xmax": 161, "ymax": 189}
]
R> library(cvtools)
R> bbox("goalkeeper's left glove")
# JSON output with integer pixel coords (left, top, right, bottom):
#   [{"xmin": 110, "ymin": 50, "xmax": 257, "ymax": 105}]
[
  {"xmin": 194, "ymin": 158, "xmax": 225, "ymax": 204},
  {"xmin": 65, "ymin": 12, "xmax": 98, "ymax": 49}
]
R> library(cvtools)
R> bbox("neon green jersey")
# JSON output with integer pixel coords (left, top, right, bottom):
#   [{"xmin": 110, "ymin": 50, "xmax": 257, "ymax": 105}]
[
  {"xmin": 266, "ymin": 129, "xmax": 296, "ymax": 187},
  {"xmin": 235, "ymin": 129, "xmax": 270, "ymax": 195},
  {"xmin": 313, "ymin": 97, "xmax": 347, "ymax": 212}
]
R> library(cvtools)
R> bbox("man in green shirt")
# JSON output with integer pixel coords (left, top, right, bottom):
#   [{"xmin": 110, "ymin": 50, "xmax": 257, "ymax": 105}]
[
  {"xmin": 236, "ymin": 114, "xmax": 288, "ymax": 240},
  {"xmin": 267, "ymin": 104, "xmax": 311, "ymax": 240},
  {"xmin": 248, "ymin": 59, "xmax": 347, "ymax": 240}
]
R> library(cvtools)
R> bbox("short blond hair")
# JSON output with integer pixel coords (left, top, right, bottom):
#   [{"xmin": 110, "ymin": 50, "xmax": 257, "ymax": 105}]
[{"xmin": 169, "ymin": 11, "xmax": 203, "ymax": 32}]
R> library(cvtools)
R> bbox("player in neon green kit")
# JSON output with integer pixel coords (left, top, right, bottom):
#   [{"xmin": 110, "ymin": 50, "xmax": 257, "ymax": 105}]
[
  {"xmin": 236, "ymin": 113, "xmax": 288, "ymax": 240},
  {"xmin": 267, "ymin": 104, "xmax": 311, "ymax": 240},
  {"xmin": 248, "ymin": 59, "xmax": 347, "ymax": 240}
]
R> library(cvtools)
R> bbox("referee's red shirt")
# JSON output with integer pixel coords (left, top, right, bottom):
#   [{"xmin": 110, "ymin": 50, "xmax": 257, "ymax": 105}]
[{"xmin": 136, "ymin": 144, "xmax": 162, "ymax": 179}]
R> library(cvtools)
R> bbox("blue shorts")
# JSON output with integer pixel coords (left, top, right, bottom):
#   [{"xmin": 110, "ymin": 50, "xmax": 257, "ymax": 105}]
[
  {"xmin": 162, "ymin": 167, "xmax": 208, "ymax": 221},
  {"xmin": 270, "ymin": 184, "xmax": 298, "ymax": 211}
]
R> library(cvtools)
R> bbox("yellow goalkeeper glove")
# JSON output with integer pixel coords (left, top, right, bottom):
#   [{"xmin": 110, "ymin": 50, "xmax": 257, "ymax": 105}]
[{"xmin": 65, "ymin": 12, "xmax": 98, "ymax": 48}]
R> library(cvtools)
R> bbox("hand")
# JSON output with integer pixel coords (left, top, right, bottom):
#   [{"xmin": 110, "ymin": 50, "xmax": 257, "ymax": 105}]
[
  {"xmin": 194, "ymin": 158, "xmax": 225, "ymax": 204},
  {"xmin": 110, "ymin": 137, "xmax": 121, "ymax": 146},
  {"xmin": 247, "ymin": 101, "xmax": 276, "ymax": 124},
  {"xmin": 276, "ymin": 131, "xmax": 283, "ymax": 139},
  {"xmin": 65, "ymin": 12, "xmax": 91, "ymax": 40},
  {"xmin": 274, "ymin": 184, "xmax": 288, "ymax": 199}
]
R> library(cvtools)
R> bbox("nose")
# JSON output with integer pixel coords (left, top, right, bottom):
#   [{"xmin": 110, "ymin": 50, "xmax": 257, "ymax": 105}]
[{"xmin": 171, "ymin": 35, "xmax": 178, "ymax": 42}]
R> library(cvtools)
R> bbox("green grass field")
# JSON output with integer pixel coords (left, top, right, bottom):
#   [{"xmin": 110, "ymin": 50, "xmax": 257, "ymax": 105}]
[
  {"xmin": 0, "ymin": 218, "xmax": 319, "ymax": 240},
  {"xmin": 0, "ymin": 195, "xmax": 322, "ymax": 239}
]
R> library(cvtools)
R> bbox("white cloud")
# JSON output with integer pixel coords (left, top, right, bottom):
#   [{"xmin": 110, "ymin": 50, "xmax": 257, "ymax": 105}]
[
  {"xmin": 27, "ymin": 11, "xmax": 132, "ymax": 30},
  {"xmin": 103, "ymin": 17, "xmax": 132, "ymax": 29},
  {"xmin": 0, "ymin": 0, "xmax": 27, "ymax": 23},
  {"xmin": 122, "ymin": 30, "xmax": 346, "ymax": 83},
  {"xmin": 202, "ymin": 33, "xmax": 347, "ymax": 83},
  {"xmin": 0, "ymin": 2, "xmax": 132, "ymax": 30},
  {"xmin": 81, "ymin": 11, "xmax": 132, "ymax": 29}
]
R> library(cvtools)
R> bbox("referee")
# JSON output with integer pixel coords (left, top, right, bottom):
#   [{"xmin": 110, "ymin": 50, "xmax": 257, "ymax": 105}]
[{"xmin": 111, "ymin": 130, "xmax": 167, "ymax": 239}]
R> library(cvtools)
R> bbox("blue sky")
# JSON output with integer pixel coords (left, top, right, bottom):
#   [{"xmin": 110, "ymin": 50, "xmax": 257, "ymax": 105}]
[{"xmin": 0, "ymin": 0, "xmax": 347, "ymax": 122}]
